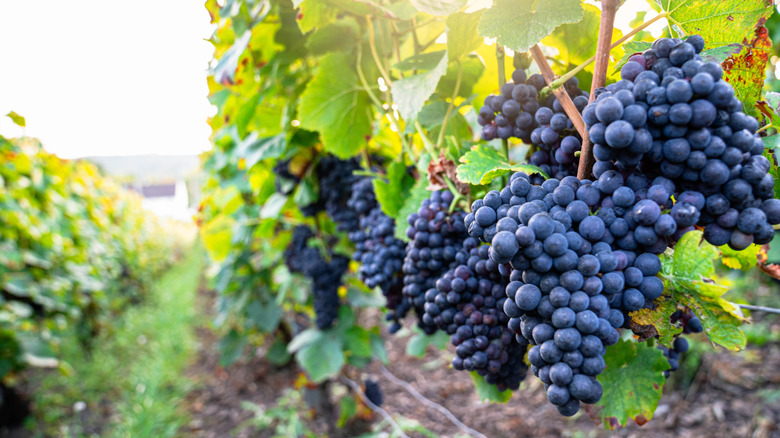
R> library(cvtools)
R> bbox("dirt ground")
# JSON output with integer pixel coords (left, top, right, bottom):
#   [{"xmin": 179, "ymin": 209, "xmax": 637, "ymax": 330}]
[{"xmin": 180, "ymin": 298, "xmax": 780, "ymax": 438}]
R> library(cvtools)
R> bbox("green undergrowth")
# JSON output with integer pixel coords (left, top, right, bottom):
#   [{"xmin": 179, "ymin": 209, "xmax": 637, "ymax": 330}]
[{"xmin": 28, "ymin": 241, "xmax": 205, "ymax": 437}]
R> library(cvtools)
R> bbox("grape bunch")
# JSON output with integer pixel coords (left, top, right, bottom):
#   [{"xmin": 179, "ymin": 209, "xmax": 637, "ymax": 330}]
[
  {"xmin": 584, "ymin": 34, "xmax": 780, "ymax": 249},
  {"xmin": 659, "ymin": 336, "xmax": 690, "ymax": 378},
  {"xmin": 463, "ymin": 169, "xmax": 683, "ymax": 415},
  {"xmin": 477, "ymin": 69, "xmax": 588, "ymax": 179},
  {"xmin": 363, "ymin": 379, "xmax": 384, "ymax": 406},
  {"xmin": 402, "ymin": 191, "xmax": 469, "ymax": 334},
  {"xmin": 300, "ymin": 155, "xmax": 362, "ymax": 232},
  {"xmin": 347, "ymin": 178, "xmax": 409, "ymax": 330},
  {"xmin": 284, "ymin": 225, "xmax": 348, "ymax": 330},
  {"xmin": 422, "ymin": 239, "xmax": 529, "ymax": 390}
]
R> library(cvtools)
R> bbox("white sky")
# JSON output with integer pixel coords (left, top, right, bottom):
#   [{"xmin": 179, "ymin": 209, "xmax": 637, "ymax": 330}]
[{"xmin": 0, "ymin": 1, "xmax": 216, "ymax": 158}]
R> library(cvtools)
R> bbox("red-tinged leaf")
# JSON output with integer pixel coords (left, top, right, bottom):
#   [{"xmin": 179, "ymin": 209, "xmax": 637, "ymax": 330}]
[{"xmin": 722, "ymin": 26, "xmax": 772, "ymax": 118}]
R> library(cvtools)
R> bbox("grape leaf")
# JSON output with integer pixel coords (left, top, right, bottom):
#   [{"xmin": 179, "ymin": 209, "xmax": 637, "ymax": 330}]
[
  {"xmin": 456, "ymin": 144, "xmax": 548, "ymax": 185},
  {"xmin": 612, "ymin": 41, "xmax": 652, "ymax": 75},
  {"xmin": 629, "ymin": 296, "xmax": 681, "ymax": 347},
  {"xmin": 409, "ymin": 0, "xmax": 466, "ymax": 16},
  {"xmin": 405, "ymin": 329, "xmax": 449, "ymax": 357},
  {"xmin": 447, "ymin": 11, "xmax": 483, "ymax": 61},
  {"xmin": 596, "ymin": 339, "xmax": 669, "ymax": 429},
  {"xmin": 296, "ymin": 332, "xmax": 345, "ymax": 382},
  {"xmin": 6, "ymin": 111, "xmax": 25, "ymax": 128},
  {"xmin": 722, "ymin": 27, "xmax": 772, "ymax": 118},
  {"xmin": 660, "ymin": 230, "xmax": 746, "ymax": 351},
  {"xmin": 393, "ymin": 175, "xmax": 431, "ymax": 241},
  {"xmin": 700, "ymin": 43, "xmax": 742, "ymax": 63},
  {"xmin": 392, "ymin": 50, "xmax": 449, "ymax": 122},
  {"xmin": 720, "ymin": 243, "xmax": 760, "ymax": 270},
  {"xmin": 478, "ymin": 0, "xmax": 584, "ymax": 54},
  {"xmin": 213, "ymin": 30, "xmax": 251, "ymax": 85},
  {"xmin": 660, "ymin": 0, "xmax": 775, "ymax": 48},
  {"xmin": 395, "ymin": 51, "xmax": 448, "ymax": 71},
  {"xmin": 470, "ymin": 372, "xmax": 512, "ymax": 403},
  {"xmin": 297, "ymin": 52, "xmax": 371, "ymax": 158},
  {"xmin": 374, "ymin": 161, "xmax": 415, "ymax": 218},
  {"xmin": 238, "ymin": 133, "xmax": 287, "ymax": 168}
]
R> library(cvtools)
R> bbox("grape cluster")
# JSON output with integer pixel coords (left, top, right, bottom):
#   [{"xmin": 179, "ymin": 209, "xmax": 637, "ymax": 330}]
[
  {"xmin": 347, "ymin": 178, "xmax": 408, "ymax": 330},
  {"xmin": 477, "ymin": 69, "xmax": 588, "ymax": 179},
  {"xmin": 363, "ymin": 379, "xmax": 384, "ymax": 406},
  {"xmin": 659, "ymin": 336, "xmax": 690, "ymax": 378},
  {"xmin": 402, "ymin": 191, "xmax": 469, "ymax": 334},
  {"xmin": 284, "ymin": 225, "xmax": 348, "ymax": 330},
  {"xmin": 584, "ymin": 34, "xmax": 780, "ymax": 249},
  {"xmin": 300, "ymin": 156, "xmax": 362, "ymax": 232},
  {"xmin": 422, "ymin": 239, "xmax": 529, "ymax": 390},
  {"xmin": 464, "ymin": 170, "xmax": 677, "ymax": 415}
]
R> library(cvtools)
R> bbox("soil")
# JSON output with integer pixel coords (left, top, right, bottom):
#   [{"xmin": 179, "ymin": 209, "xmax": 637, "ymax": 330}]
[{"xmin": 180, "ymin": 288, "xmax": 780, "ymax": 438}]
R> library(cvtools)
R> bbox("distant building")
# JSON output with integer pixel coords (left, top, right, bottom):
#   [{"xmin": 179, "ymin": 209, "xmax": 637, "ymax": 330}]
[{"xmin": 131, "ymin": 180, "xmax": 194, "ymax": 222}]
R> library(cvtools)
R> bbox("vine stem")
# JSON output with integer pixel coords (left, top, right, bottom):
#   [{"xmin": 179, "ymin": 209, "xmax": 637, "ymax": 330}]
[
  {"xmin": 437, "ymin": 59, "xmax": 462, "ymax": 149},
  {"xmin": 366, "ymin": 17, "xmax": 393, "ymax": 86},
  {"xmin": 735, "ymin": 303, "xmax": 780, "ymax": 315},
  {"xmin": 544, "ymin": 11, "xmax": 670, "ymax": 92},
  {"xmin": 496, "ymin": 45, "xmax": 510, "ymax": 161},
  {"xmin": 529, "ymin": 45, "xmax": 589, "ymax": 152},
  {"xmin": 340, "ymin": 376, "xmax": 409, "ymax": 438},
  {"xmin": 355, "ymin": 43, "xmax": 413, "ymax": 159},
  {"xmin": 574, "ymin": 0, "xmax": 619, "ymax": 180},
  {"xmin": 379, "ymin": 365, "xmax": 487, "ymax": 438}
]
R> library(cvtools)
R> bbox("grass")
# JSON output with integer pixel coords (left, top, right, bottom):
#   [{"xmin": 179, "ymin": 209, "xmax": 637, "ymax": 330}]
[{"xmin": 29, "ymin": 241, "xmax": 205, "ymax": 437}]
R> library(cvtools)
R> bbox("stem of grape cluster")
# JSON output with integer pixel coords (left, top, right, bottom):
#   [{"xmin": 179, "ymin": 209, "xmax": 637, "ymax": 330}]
[
  {"xmin": 367, "ymin": 17, "xmax": 393, "ymax": 86},
  {"xmin": 437, "ymin": 59, "xmax": 462, "ymax": 149},
  {"xmin": 578, "ymin": 0, "xmax": 619, "ymax": 180},
  {"xmin": 529, "ymin": 45, "xmax": 589, "ymax": 153}
]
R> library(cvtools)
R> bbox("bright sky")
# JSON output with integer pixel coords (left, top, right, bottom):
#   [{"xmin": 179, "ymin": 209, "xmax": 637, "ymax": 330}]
[{"xmin": 0, "ymin": 1, "xmax": 215, "ymax": 158}]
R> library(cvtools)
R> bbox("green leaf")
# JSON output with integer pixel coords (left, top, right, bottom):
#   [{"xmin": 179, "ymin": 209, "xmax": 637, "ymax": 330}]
[
  {"xmin": 720, "ymin": 243, "xmax": 760, "ymax": 270},
  {"xmin": 338, "ymin": 395, "xmax": 357, "ymax": 428},
  {"xmin": 545, "ymin": 4, "xmax": 624, "ymax": 77},
  {"xmin": 296, "ymin": 0, "xmax": 339, "ymax": 33},
  {"xmin": 456, "ymin": 144, "xmax": 548, "ymax": 185},
  {"xmin": 395, "ymin": 51, "xmax": 448, "ymax": 71},
  {"xmin": 478, "ymin": 0, "xmax": 584, "ymax": 54},
  {"xmin": 405, "ymin": 329, "xmax": 449, "ymax": 358},
  {"xmin": 287, "ymin": 328, "xmax": 322, "ymax": 353},
  {"xmin": 374, "ymin": 161, "xmax": 415, "ymax": 218},
  {"xmin": 612, "ymin": 41, "xmax": 652, "ymax": 75},
  {"xmin": 6, "ymin": 111, "xmax": 25, "ymax": 127},
  {"xmin": 238, "ymin": 133, "xmax": 287, "ymax": 168},
  {"xmin": 259, "ymin": 193, "xmax": 288, "ymax": 219},
  {"xmin": 447, "ymin": 11, "xmax": 483, "ymax": 60},
  {"xmin": 393, "ymin": 176, "xmax": 431, "ymax": 241},
  {"xmin": 296, "ymin": 332, "xmax": 345, "ymax": 382},
  {"xmin": 246, "ymin": 300, "xmax": 283, "ymax": 332},
  {"xmin": 409, "ymin": 0, "xmax": 466, "ymax": 16},
  {"xmin": 392, "ymin": 51, "xmax": 449, "ymax": 122},
  {"xmin": 661, "ymin": 0, "xmax": 774, "ymax": 48},
  {"xmin": 306, "ymin": 23, "xmax": 358, "ymax": 55},
  {"xmin": 700, "ymin": 44, "xmax": 742, "ymax": 63},
  {"xmin": 471, "ymin": 372, "xmax": 512, "ymax": 403},
  {"xmin": 298, "ymin": 52, "xmax": 371, "ymax": 158},
  {"xmin": 370, "ymin": 331, "xmax": 389, "ymax": 364},
  {"xmin": 596, "ymin": 339, "xmax": 669, "ymax": 429},
  {"xmin": 344, "ymin": 326, "xmax": 372, "ymax": 358},
  {"xmin": 660, "ymin": 230, "xmax": 746, "ymax": 351},
  {"xmin": 267, "ymin": 337, "xmax": 292, "ymax": 366},
  {"xmin": 218, "ymin": 329, "xmax": 248, "ymax": 367},
  {"xmin": 213, "ymin": 30, "xmax": 251, "ymax": 85}
]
